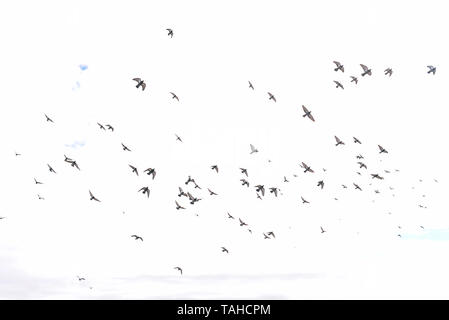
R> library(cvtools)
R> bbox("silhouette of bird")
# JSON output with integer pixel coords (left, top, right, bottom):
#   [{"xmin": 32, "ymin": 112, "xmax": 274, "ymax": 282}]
[
  {"xmin": 268, "ymin": 92, "xmax": 276, "ymax": 102},
  {"xmin": 320, "ymin": 226, "xmax": 326, "ymax": 233},
  {"xmin": 69, "ymin": 161, "xmax": 80, "ymax": 171},
  {"xmin": 138, "ymin": 187, "xmax": 150, "ymax": 198},
  {"xmin": 97, "ymin": 123, "xmax": 105, "ymax": 130},
  {"xmin": 378, "ymin": 145, "xmax": 388, "ymax": 154},
  {"xmin": 335, "ymin": 136, "xmax": 345, "ymax": 146},
  {"xmin": 44, "ymin": 114, "xmax": 54, "ymax": 123},
  {"xmin": 15, "ymin": 152, "xmax": 21, "ymax": 156},
  {"xmin": 106, "ymin": 124, "xmax": 114, "ymax": 131},
  {"xmin": 185, "ymin": 176, "xmax": 195, "ymax": 185},
  {"xmin": 132, "ymin": 78, "xmax": 146, "ymax": 91},
  {"xmin": 267, "ymin": 231, "xmax": 275, "ymax": 238},
  {"xmin": 354, "ymin": 183, "xmax": 362, "ymax": 191},
  {"xmin": 317, "ymin": 180, "xmax": 324, "ymax": 189},
  {"xmin": 356, "ymin": 154, "xmax": 364, "ymax": 159},
  {"xmin": 302, "ymin": 105, "xmax": 315, "ymax": 122},
  {"xmin": 208, "ymin": 188, "xmax": 218, "ymax": 196},
  {"xmin": 284, "ymin": 176, "xmax": 289, "ymax": 183},
  {"xmin": 193, "ymin": 181, "xmax": 202, "ymax": 190},
  {"xmin": 178, "ymin": 187, "xmax": 187, "ymax": 197},
  {"xmin": 269, "ymin": 187, "xmax": 279, "ymax": 197},
  {"xmin": 360, "ymin": 64, "xmax": 372, "ymax": 76},
  {"xmin": 350, "ymin": 76, "xmax": 358, "ymax": 84},
  {"xmin": 239, "ymin": 218, "xmax": 248, "ymax": 227},
  {"xmin": 89, "ymin": 190, "xmax": 100, "ymax": 202},
  {"xmin": 34, "ymin": 178, "xmax": 43, "ymax": 185},
  {"xmin": 37, "ymin": 194, "xmax": 44, "ymax": 200},
  {"xmin": 333, "ymin": 61, "xmax": 344, "ymax": 72},
  {"xmin": 174, "ymin": 267, "xmax": 183, "ymax": 275},
  {"xmin": 144, "ymin": 168, "xmax": 156, "ymax": 179},
  {"xmin": 255, "ymin": 185, "xmax": 265, "ymax": 196},
  {"xmin": 227, "ymin": 212, "xmax": 234, "ymax": 219},
  {"xmin": 175, "ymin": 201, "xmax": 185, "ymax": 210},
  {"xmin": 211, "ymin": 165, "xmax": 218, "ymax": 173},
  {"xmin": 371, "ymin": 173, "xmax": 384, "ymax": 180},
  {"xmin": 358, "ymin": 162, "xmax": 367, "ymax": 169},
  {"xmin": 121, "ymin": 143, "xmax": 131, "ymax": 151},
  {"xmin": 166, "ymin": 28, "xmax": 174, "ymax": 38},
  {"xmin": 131, "ymin": 235, "xmax": 143, "ymax": 241},
  {"xmin": 240, "ymin": 179, "xmax": 249, "ymax": 187},
  {"xmin": 342, "ymin": 184, "xmax": 347, "ymax": 189},
  {"xmin": 77, "ymin": 276, "xmax": 85, "ymax": 281},
  {"xmin": 263, "ymin": 233, "xmax": 270, "ymax": 239},
  {"xmin": 301, "ymin": 162, "xmax": 314, "ymax": 173},
  {"xmin": 353, "ymin": 137, "xmax": 361, "ymax": 144},
  {"xmin": 221, "ymin": 247, "xmax": 229, "ymax": 253},
  {"xmin": 64, "ymin": 155, "xmax": 73, "ymax": 162},
  {"xmin": 248, "ymin": 81, "xmax": 254, "ymax": 90},
  {"xmin": 334, "ymin": 81, "xmax": 344, "ymax": 89},
  {"xmin": 47, "ymin": 164, "xmax": 56, "ymax": 173},
  {"xmin": 240, "ymin": 168, "xmax": 248, "ymax": 176},
  {"xmin": 384, "ymin": 68, "xmax": 393, "ymax": 76},
  {"xmin": 170, "ymin": 92, "xmax": 179, "ymax": 101},
  {"xmin": 129, "ymin": 165, "xmax": 138, "ymax": 176},
  {"xmin": 250, "ymin": 144, "xmax": 258, "ymax": 154},
  {"xmin": 175, "ymin": 134, "xmax": 182, "ymax": 142},
  {"xmin": 427, "ymin": 65, "xmax": 436, "ymax": 75},
  {"xmin": 256, "ymin": 193, "xmax": 262, "ymax": 200},
  {"xmin": 301, "ymin": 196, "xmax": 309, "ymax": 204}
]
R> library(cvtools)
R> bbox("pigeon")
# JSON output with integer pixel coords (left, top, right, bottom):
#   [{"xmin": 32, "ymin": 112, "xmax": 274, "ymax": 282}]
[
  {"xmin": 335, "ymin": 136, "xmax": 345, "ymax": 146},
  {"xmin": 211, "ymin": 165, "xmax": 219, "ymax": 173},
  {"xmin": 240, "ymin": 179, "xmax": 249, "ymax": 187},
  {"xmin": 300, "ymin": 162, "xmax": 314, "ymax": 173},
  {"xmin": 301, "ymin": 196, "xmax": 309, "ymax": 204},
  {"xmin": 267, "ymin": 231, "xmax": 275, "ymax": 238},
  {"xmin": 193, "ymin": 181, "xmax": 202, "ymax": 190},
  {"xmin": 185, "ymin": 176, "xmax": 195, "ymax": 185},
  {"xmin": 34, "ymin": 178, "xmax": 43, "ymax": 185},
  {"xmin": 166, "ymin": 28, "xmax": 174, "ymax": 38},
  {"xmin": 227, "ymin": 212, "xmax": 234, "ymax": 219},
  {"xmin": 255, "ymin": 185, "xmax": 265, "ymax": 196},
  {"xmin": 358, "ymin": 162, "xmax": 367, "ymax": 169},
  {"xmin": 302, "ymin": 105, "xmax": 315, "ymax": 122},
  {"xmin": 283, "ymin": 176, "xmax": 289, "ymax": 183},
  {"xmin": 77, "ymin": 276, "xmax": 86, "ymax": 281},
  {"xmin": 356, "ymin": 154, "xmax": 364, "ymax": 159},
  {"xmin": 97, "ymin": 123, "xmax": 105, "ymax": 130},
  {"xmin": 131, "ymin": 235, "xmax": 143, "ymax": 241},
  {"xmin": 248, "ymin": 81, "xmax": 254, "ymax": 90},
  {"xmin": 138, "ymin": 187, "xmax": 150, "ymax": 198},
  {"xmin": 129, "ymin": 165, "xmax": 138, "ymax": 176},
  {"xmin": 268, "ymin": 92, "xmax": 276, "ymax": 102},
  {"xmin": 378, "ymin": 145, "xmax": 388, "ymax": 154},
  {"xmin": 175, "ymin": 201, "xmax": 185, "ymax": 210},
  {"xmin": 170, "ymin": 92, "xmax": 179, "ymax": 101},
  {"xmin": 70, "ymin": 161, "xmax": 80, "ymax": 171},
  {"xmin": 37, "ymin": 195, "xmax": 45, "ymax": 200},
  {"xmin": 132, "ymin": 78, "xmax": 146, "ymax": 91},
  {"xmin": 263, "ymin": 233, "xmax": 270, "ymax": 239},
  {"xmin": 269, "ymin": 187, "xmax": 279, "ymax": 197},
  {"xmin": 250, "ymin": 144, "xmax": 258, "ymax": 154},
  {"xmin": 221, "ymin": 247, "xmax": 229, "ymax": 253},
  {"xmin": 47, "ymin": 164, "xmax": 56, "ymax": 173},
  {"xmin": 427, "ymin": 65, "xmax": 436, "ymax": 75},
  {"xmin": 371, "ymin": 173, "xmax": 384, "ymax": 180},
  {"xmin": 44, "ymin": 114, "xmax": 54, "ymax": 123},
  {"xmin": 360, "ymin": 64, "xmax": 372, "ymax": 76},
  {"xmin": 144, "ymin": 168, "xmax": 156, "ymax": 179},
  {"xmin": 239, "ymin": 218, "xmax": 248, "ymax": 227},
  {"xmin": 342, "ymin": 184, "xmax": 347, "ymax": 189},
  {"xmin": 353, "ymin": 137, "xmax": 361, "ymax": 144},
  {"xmin": 106, "ymin": 124, "xmax": 114, "ymax": 131},
  {"xmin": 208, "ymin": 188, "xmax": 218, "ymax": 196},
  {"xmin": 256, "ymin": 193, "xmax": 262, "ymax": 200},
  {"xmin": 334, "ymin": 81, "xmax": 344, "ymax": 89},
  {"xmin": 320, "ymin": 226, "xmax": 326, "ymax": 234},
  {"xmin": 178, "ymin": 187, "xmax": 187, "ymax": 197},
  {"xmin": 317, "ymin": 180, "xmax": 324, "ymax": 189},
  {"xmin": 121, "ymin": 143, "xmax": 131, "ymax": 151},
  {"xmin": 353, "ymin": 183, "xmax": 362, "ymax": 191},
  {"xmin": 333, "ymin": 61, "xmax": 344, "ymax": 72},
  {"xmin": 240, "ymin": 168, "xmax": 248, "ymax": 176},
  {"xmin": 384, "ymin": 68, "xmax": 393, "ymax": 77},
  {"xmin": 174, "ymin": 267, "xmax": 183, "ymax": 275},
  {"xmin": 15, "ymin": 152, "xmax": 21, "ymax": 156},
  {"xmin": 350, "ymin": 76, "xmax": 358, "ymax": 84},
  {"xmin": 89, "ymin": 190, "xmax": 100, "ymax": 202},
  {"xmin": 175, "ymin": 134, "xmax": 182, "ymax": 142}
]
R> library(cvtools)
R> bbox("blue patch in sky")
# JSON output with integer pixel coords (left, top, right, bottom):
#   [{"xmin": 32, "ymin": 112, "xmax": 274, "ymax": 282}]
[
  {"xmin": 65, "ymin": 141, "xmax": 86, "ymax": 149},
  {"xmin": 79, "ymin": 64, "xmax": 88, "ymax": 71},
  {"xmin": 402, "ymin": 229, "xmax": 449, "ymax": 241}
]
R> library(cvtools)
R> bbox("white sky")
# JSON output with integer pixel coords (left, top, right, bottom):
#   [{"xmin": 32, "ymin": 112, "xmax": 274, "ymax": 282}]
[{"xmin": 1, "ymin": 0, "xmax": 449, "ymax": 299}]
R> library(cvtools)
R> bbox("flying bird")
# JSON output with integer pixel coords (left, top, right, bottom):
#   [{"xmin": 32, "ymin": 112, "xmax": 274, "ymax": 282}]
[
  {"xmin": 47, "ymin": 164, "xmax": 56, "ymax": 173},
  {"xmin": 227, "ymin": 212, "xmax": 234, "ymax": 219},
  {"xmin": 170, "ymin": 92, "xmax": 179, "ymax": 101},
  {"xmin": 283, "ymin": 176, "xmax": 289, "ymax": 183},
  {"xmin": 208, "ymin": 188, "xmax": 218, "ymax": 196},
  {"xmin": 333, "ymin": 61, "xmax": 344, "ymax": 72},
  {"xmin": 185, "ymin": 176, "xmax": 195, "ymax": 185},
  {"xmin": 34, "ymin": 178, "xmax": 43, "ymax": 185},
  {"xmin": 240, "ymin": 179, "xmax": 249, "ymax": 187},
  {"xmin": 221, "ymin": 247, "xmax": 229, "ymax": 253},
  {"xmin": 97, "ymin": 123, "xmax": 105, "ymax": 130},
  {"xmin": 378, "ymin": 145, "xmax": 388, "ymax": 154},
  {"xmin": 193, "ymin": 181, "xmax": 202, "ymax": 190},
  {"xmin": 353, "ymin": 137, "xmax": 361, "ymax": 144},
  {"xmin": 301, "ymin": 196, "xmax": 309, "ymax": 204},
  {"xmin": 144, "ymin": 168, "xmax": 156, "ymax": 179},
  {"xmin": 427, "ymin": 65, "xmax": 436, "ymax": 75},
  {"xmin": 166, "ymin": 29, "xmax": 174, "ymax": 38},
  {"xmin": 302, "ymin": 105, "xmax": 315, "ymax": 122},
  {"xmin": 121, "ymin": 143, "xmax": 131, "ymax": 151},
  {"xmin": 175, "ymin": 134, "xmax": 183, "ymax": 142},
  {"xmin": 384, "ymin": 68, "xmax": 393, "ymax": 77},
  {"xmin": 178, "ymin": 187, "xmax": 187, "ymax": 197},
  {"xmin": 132, "ymin": 78, "xmax": 146, "ymax": 91},
  {"xmin": 335, "ymin": 136, "xmax": 345, "ymax": 146},
  {"xmin": 89, "ymin": 190, "xmax": 100, "ymax": 202},
  {"xmin": 175, "ymin": 201, "xmax": 185, "ymax": 210},
  {"xmin": 334, "ymin": 81, "xmax": 344, "ymax": 89},
  {"xmin": 267, "ymin": 231, "xmax": 275, "ymax": 238},
  {"xmin": 360, "ymin": 64, "xmax": 372, "ymax": 76},
  {"xmin": 106, "ymin": 124, "xmax": 114, "ymax": 131},
  {"xmin": 358, "ymin": 162, "xmax": 367, "ymax": 169},
  {"xmin": 77, "ymin": 276, "xmax": 85, "ymax": 281},
  {"xmin": 353, "ymin": 183, "xmax": 362, "ymax": 191},
  {"xmin": 350, "ymin": 76, "xmax": 358, "ymax": 84},
  {"xmin": 239, "ymin": 218, "xmax": 248, "ymax": 227},
  {"xmin": 269, "ymin": 187, "xmax": 279, "ymax": 197},
  {"xmin": 356, "ymin": 154, "xmax": 364, "ymax": 159},
  {"xmin": 129, "ymin": 165, "xmax": 138, "ymax": 176},
  {"xmin": 211, "ymin": 165, "xmax": 219, "ymax": 173},
  {"xmin": 300, "ymin": 162, "xmax": 314, "ymax": 173},
  {"xmin": 44, "ymin": 114, "xmax": 54, "ymax": 123},
  {"xmin": 250, "ymin": 144, "xmax": 258, "ymax": 154},
  {"xmin": 240, "ymin": 168, "xmax": 248, "ymax": 176},
  {"xmin": 131, "ymin": 235, "xmax": 143, "ymax": 241},
  {"xmin": 255, "ymin": 185, "xmax": 265, "ymax": 196},
  {"xmin": 174, "ymin": 267, "xmax": 183, "ymax": 275},
  {"xmin": 248, "ymin": 81, "xmax": 254, "ymax": 90},
  {"xmin": 320, "ymin": 226, "xmax": 326, "ymax": 234},
  {"xmin": 138, "ymin": 187, "xmax": 150, "ymax": 198},
  {"xmin": 70, "ymin": 161, "xmax": 80, "ymax": 170},
  {"xmin": 263, "ymin": 233, "xmax": 270, "ymax": 239},
  {"xmin": 371, "ymin": 173, "xmax": 384, "ymax": 180},
  {"xmin": 37, "ymin": 195, "xmax": 45, "ymax": 200},
  {"xmin": 268, "ymin": 92, "xmax": 276, "ymax": 102},
  {"xmin": 317, "ymin": 180, "xmax": 324, "ymax": 189}
]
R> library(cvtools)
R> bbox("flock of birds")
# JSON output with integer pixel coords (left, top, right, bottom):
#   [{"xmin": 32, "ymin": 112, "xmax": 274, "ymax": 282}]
[{"xmin": 4, "ymin": 27, "xmax": 441, "ymax": 289}]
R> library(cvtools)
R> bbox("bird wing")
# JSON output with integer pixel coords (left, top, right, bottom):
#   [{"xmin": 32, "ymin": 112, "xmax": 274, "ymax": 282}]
[
  {"xmin": 360, "ymin": 64, "xmax": 369, "ymax": 72},
  {"xmin": 250, "ymin": 144, "xmax": 256, "ymax": 152},
  {"xmin": 333, "ymin": 61, "xmax": 341, "ymax": 67},
  {"xmin": 133, "ymin": 78, "xmax": 141, "ymax": 82},
  {"xmin": 335, "ymin": 136, "xmax": 341, "ymax": 143},
  {"xmin": 141, "ymin": 83, "xmax": 146, "ymax": 90}
]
